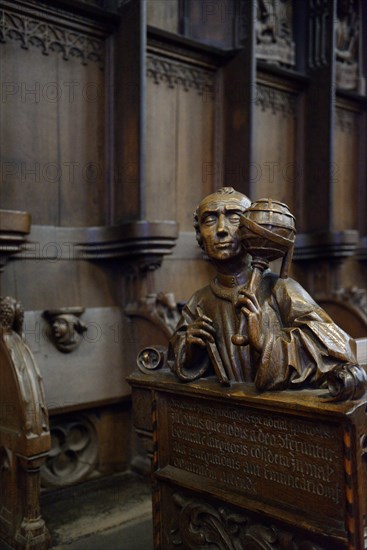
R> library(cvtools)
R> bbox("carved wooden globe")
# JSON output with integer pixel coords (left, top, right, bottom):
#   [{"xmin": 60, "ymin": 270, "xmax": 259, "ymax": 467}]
[{"xmin": 239, "ymin": 198, "xmax": 296, "ymax": 277}]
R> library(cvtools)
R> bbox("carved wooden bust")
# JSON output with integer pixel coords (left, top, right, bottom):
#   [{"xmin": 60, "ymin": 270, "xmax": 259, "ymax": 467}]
[{"xmin": 168, "ymin": 187, "xmax": 366, "ymax": 400}]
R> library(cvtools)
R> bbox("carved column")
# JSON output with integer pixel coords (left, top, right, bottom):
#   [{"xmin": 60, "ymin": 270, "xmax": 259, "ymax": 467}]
[
  {"xmin": 304, "ymin": 0, "xmax": 336, "ymax": 232},
  {"xmin": 15, "ymin": 456, "xmax": 50, "ymax": 549},
  {"xmin": 223, "ymin": 0, "xmax": 256, "ymax": 195}
]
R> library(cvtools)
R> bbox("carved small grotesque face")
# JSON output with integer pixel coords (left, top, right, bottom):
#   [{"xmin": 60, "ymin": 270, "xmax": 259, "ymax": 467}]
[
  {"xmin": 197, "ymin": 190, "xmax": 250, "ymax": 262},
  {"xmin": 52, "ymin": 317, "xmax": 74, "ymax": 343}
]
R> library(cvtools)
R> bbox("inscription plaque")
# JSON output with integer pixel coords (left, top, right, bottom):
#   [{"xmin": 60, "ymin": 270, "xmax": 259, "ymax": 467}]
[
  {"xmin": 129, "ymin": 371, "xmax": 367, "ymax": 549},
  {"xmin": 162, "ymin": 395, "xmax": 345, "ymax": 524}
]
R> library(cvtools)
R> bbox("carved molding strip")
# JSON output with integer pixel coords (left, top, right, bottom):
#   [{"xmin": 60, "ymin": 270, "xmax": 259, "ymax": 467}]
[
  {"xmin": 21, "ymin": 221, "xmax": 178, "ymax": 269},
  {"xmin": 0, "ymin": 209, "xmax": 31, "ymax": 271},
  {"xmin": 335, "ymin": 108, "xmax": 358, "ymax": 133},
  {"xmin": 146, "ymin": 54, "xmax": 215, "ymax": 96},
  {"xmin": 0, "ymin": 6, "xmax": 106, "ymax": 67},
  {"xmin": 256, "ymin": 84, "xmax": 296, "ymax": 117},
  {"xmin": 294, "ymin": 230, "xmax": 359, "ymax": 260}
]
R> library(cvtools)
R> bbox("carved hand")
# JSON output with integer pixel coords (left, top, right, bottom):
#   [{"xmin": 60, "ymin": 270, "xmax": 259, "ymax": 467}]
[
  {"xmin": 236, "ymin": 290, "xmax": 264, "ymax": 353},
  {"xmin": 186, "ymin": 311, "xmax": 216, "ymax": 352}
]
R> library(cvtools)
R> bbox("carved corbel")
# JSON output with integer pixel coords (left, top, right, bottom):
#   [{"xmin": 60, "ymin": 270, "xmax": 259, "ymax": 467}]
[
  {"xmin": 0, "ymin": 209, "xmax": 31, "ymax": 272},
  {"xmin": 43, "ymin": 307, "xmax": 87, "ymax": 353},
  {"xmin": 126, "ymin": 292, "xmax": 182, "ymax": 338}
]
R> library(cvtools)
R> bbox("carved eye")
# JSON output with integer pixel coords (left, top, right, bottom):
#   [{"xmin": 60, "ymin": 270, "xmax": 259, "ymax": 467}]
[
  {"xmin": 202, "ymin": 214, "xmax": 218, "ymax": 226},
  {"xmin": 227, "ymin": 213, "xmax": 241, "ymax": 224}
]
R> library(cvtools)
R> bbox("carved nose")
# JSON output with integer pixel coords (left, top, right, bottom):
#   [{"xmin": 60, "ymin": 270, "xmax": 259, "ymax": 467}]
[{"xmin": 217, "ymin": 214, "xmax": 228, "ymax": 234}]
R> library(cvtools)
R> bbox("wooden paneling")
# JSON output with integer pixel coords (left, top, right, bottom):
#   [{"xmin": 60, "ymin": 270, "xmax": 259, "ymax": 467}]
[
  {"xmin": 176, "ymin": 82, "xmax": 215, "ymax": 230},
  {"xmin": 253, "ymin": 84, "xmax": 298, "ymax": 213},
  {"xmin": 2, "ymin": 253, "xmax": 118, "ymax": 312},
  {"xmin": 146, "ymin": 0, "xmax": 179, "ymax": 33},
  {"xmin": 145, "ymin": 52, "xmax": 216, "ymax": 231},
  {"xmin": 145, "ymin": 72, "xmax": 178, "ymax": 222},
  {"xmin": 1, "ymin": 44, "xmax": 60, "ymax": 224},
  {"xmin": 57, "ymin": 59, "xmax": 106, "ymax": 227},
  {"xmin": 0, "ymin": 35, "xmax": 107, "ymax": 227},
  {"xmin": 25, "ymin": 307, "xmax": 131, "ymax": 410},
  {"xmin": 333, "ymin": 107, "xmax": 360, "ymax": 231},
  {"xmin": 154, "ymin": 256, "xmax": 215, "ymax": 304}
]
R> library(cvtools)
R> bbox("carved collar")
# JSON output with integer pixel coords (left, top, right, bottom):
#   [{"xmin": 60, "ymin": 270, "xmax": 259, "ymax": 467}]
[
  {"xmin": 215, "ymin": 271, "xmax": 248, "ymax": 288},
  {"xmin": 210, "ymin": 271, "xmax": 248, "ymax": 302}
]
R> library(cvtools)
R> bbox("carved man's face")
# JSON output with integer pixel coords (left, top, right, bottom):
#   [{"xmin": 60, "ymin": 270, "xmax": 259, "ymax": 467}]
[{"xmin": 198, "ymin": 193, "xmax": 250, "ymax": 262}]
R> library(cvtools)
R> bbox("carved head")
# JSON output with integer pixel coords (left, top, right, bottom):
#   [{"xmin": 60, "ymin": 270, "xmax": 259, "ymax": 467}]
[{"xmin": 193, "ymin": 187, "xmax": 251, "ymax": 261}]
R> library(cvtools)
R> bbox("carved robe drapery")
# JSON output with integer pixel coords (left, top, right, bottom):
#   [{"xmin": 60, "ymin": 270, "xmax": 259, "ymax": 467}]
[{"xmin": 169, "ymin": 270, "xmax": 356, "ymax": 391}]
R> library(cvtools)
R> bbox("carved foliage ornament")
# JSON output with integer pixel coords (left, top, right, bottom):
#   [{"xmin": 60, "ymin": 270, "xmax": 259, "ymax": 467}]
[
  {"xmin": 255, "ymin": 84, "xmax": 296, "ymax": 117},
  {"xmin": 126, "ymin": 292, "xmax": 182, "ymax": 338},
  {"xmin": 335, "ymin": 108, "xmax": 358, "ymax": 133},
  {"xmin": 0, "ymin": 8, "xmax": 105, "ymax": 67},
  {"xmin": 171, "ymin": 493, "xmax": 324, "ymax": 549}
]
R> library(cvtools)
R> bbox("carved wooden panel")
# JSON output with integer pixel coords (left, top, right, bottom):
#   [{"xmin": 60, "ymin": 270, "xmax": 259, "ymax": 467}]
[
  {"xmin": 333, "ymin": 106, "xmax": 360, "ymax": 230},
  {"xmin": 41, "ymin": 414, "xmax": 98, "ymax": 488},
  {"xmin": 146, "ymin": 53, "xmax": 216, "ymax": 231},
  {"xmin": 164, "ymin": 488, "xmax": 328, "ymax": 549},
  {"xmin": 256, "ymin": 0, "xmax": 296, "ymax": 68},
  {"xmin": 24, "ymin": 307, "xmax": 132, "ymax": 409},
  {"xmin": 0, "ymin": 2, "xmax": 109, "ymax": 227},
  {"xmin": 129, "ymin": 372, "xmax": 367, "ymax": 549},
  {"xmin": 335, "ymin": 0, "xmax": 362, "ymax": 92},
  {"xmin": 253, "ymin": 83, "xmax": 298, "ymax": 213},
  {"xmin": 145, "ymin": 43, "xmax": 217, "ymax": 305},
  {"xmin": 146, "ymin": 0, "xmax": 179, "ymax": 33}
]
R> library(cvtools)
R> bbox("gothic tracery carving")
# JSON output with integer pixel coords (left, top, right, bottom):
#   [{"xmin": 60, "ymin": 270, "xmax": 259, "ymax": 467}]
[
  {"xmin": 256, "ymin": 84, "xmax": 296, "ymax": 117},
  {"xmin": 335, "ymin": 107, "xmax": 358, "ymax": 133},
  {"xmin": 41, "ymin": 415, "xmax": 98, "ymax": 488},
  {"xmin": 146, "ymin": 54, "xmax": 215, "ymax": 96},
  {"xmin": 0, "ymin": 8, "xmax": 105, "ymax": 67}
]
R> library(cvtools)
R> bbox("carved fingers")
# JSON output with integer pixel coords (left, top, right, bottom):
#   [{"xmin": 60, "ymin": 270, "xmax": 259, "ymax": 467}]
[
  {"xmin": 186, "ymin": 310, "xmax": 216, "ymax": 349},
  {"xmin": 236, "ymin": 290, "xmax": 264, "ymax": 353}
]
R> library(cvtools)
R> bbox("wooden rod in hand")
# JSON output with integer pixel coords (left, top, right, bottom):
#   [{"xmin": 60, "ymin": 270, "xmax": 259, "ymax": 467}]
[{"xmin": 231, "ymin": 257, "xmax": 269, "ymax": 346}]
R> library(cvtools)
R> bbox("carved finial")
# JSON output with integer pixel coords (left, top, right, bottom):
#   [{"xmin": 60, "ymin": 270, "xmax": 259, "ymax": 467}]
[{"xmin": 0, "ymin": 296, "xmax": 24, "ymax": 335}]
